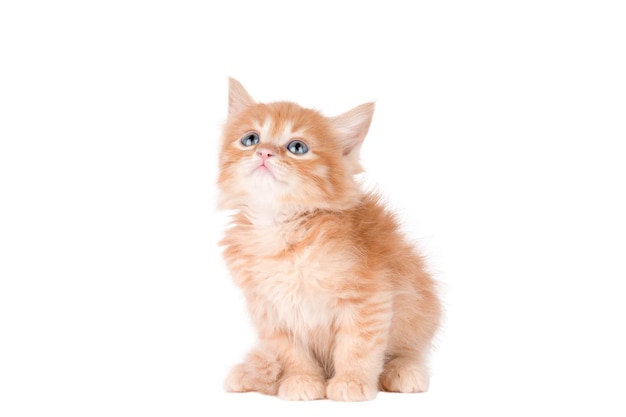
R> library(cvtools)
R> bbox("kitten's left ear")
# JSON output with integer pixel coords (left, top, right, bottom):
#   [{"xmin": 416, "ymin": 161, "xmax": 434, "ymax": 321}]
[
  {"xmin": 228, "ymin": 77, "xmax": 256, "ymax": 118},
  {"xmin": 330, "ymin": 102, "xmax": 375, "ymax": 158}
]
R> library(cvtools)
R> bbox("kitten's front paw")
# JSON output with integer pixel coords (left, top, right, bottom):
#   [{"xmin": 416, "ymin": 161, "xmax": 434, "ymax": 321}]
[
  {"xmin": 326, "ymin": 375, "xmax": 377, "ymax": 401},
  {"xmin": 278, "ymin": 374, "xmax": 326, "ymax": 401}
]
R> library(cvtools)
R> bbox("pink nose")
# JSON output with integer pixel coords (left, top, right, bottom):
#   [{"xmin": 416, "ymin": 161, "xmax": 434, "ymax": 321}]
[{"xmin": 257, "ymin": 149, "xmax": 274, "ymax": 160}]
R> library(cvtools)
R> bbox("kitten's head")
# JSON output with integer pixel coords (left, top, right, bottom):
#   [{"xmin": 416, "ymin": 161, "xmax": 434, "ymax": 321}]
[{"xmin": 218, "ymin": 78, "xmax": 374, "ymax": 215}]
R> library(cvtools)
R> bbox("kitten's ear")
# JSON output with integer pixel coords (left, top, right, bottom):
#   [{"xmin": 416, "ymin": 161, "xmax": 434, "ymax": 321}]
[
  {"xmin": 228, "ymin": 77, "xmax": 256, "ymax": 118},
  {"xmin": 330, "ymin": 102, "xmax": 375, "ymax": 157}
]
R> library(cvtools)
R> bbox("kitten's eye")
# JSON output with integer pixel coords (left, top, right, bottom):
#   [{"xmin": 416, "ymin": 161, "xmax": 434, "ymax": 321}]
[
  {"xmin": 240, "ymin": 132, "xmax": 260, "ymax": 147},
  {"xmin": 287, "ymin": 140, "xmax": 309, "ymax": 155}
]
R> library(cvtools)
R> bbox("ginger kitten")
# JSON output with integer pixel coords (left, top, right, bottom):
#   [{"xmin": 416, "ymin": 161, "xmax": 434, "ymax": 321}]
[{"xmin": 218, "ymin": 78, "xmax": 441, "ymax": 401}]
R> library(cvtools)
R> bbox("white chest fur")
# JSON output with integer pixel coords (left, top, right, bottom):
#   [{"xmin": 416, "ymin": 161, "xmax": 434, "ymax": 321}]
[
  {"xmin": 226, "ymin": 212, "xmax": 354, "ymax": 339},
  {"xmin": 250, "ymin": 247, "xmax": 337, "ymax": 334}
]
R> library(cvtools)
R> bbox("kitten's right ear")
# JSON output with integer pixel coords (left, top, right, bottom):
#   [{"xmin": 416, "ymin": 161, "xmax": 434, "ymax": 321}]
[{"xmin": 228, "ymin": 77, "xmax": 256, "ymax": 118}]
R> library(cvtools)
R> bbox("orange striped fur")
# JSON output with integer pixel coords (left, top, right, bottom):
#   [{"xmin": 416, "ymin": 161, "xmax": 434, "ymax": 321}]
[{"xmin": 219, "ymin": 78, "xmax": 441, "ymax": 401}]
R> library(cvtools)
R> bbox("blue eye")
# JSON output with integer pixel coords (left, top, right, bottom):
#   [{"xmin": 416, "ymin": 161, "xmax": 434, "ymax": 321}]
[
  {"xmin": 240, "ymin": 132, "xmax": 259, "ymax": 147},
  {"xmin": 287, "ymin": 140, "xmax": 309, "ymax": 155}
]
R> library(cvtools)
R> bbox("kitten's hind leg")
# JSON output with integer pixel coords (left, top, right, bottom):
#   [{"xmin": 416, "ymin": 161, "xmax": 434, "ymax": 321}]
[
  {"xmin": 378, "ymin": 356, "xmax": 430, "ymax": 393},
  {"xmin": 224, "ymin": 347, "xmax": 282, "ymax": 395}
]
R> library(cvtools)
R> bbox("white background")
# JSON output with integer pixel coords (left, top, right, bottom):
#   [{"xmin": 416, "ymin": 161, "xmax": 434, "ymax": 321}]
[{"xmin": 1, "ymin": 1, "xmax": 625, "ymax": 416}]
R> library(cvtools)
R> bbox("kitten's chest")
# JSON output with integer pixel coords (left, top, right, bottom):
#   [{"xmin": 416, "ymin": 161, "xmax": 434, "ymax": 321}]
[
  {"xmin": 226, "ymin": 223, "xmax": 348, "ymax": 331},
  {"xmin": 251, "ymin": 245, "xmax": 335, "ymax": 330}
]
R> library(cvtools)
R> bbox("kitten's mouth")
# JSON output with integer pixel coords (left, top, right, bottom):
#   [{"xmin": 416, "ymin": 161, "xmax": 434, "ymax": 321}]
[
  {"xmin": 251, "ymin": 163, "xmax": 288, "ymax": 186},
  {"xmin": 253, "ymin": 163, "xmax": 278, "ymax": 179}
]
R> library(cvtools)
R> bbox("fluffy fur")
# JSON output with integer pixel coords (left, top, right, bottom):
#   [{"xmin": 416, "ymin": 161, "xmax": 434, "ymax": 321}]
[{"xmin": 219, "ymin": 78, "xmax": 441, "ymax": 401}]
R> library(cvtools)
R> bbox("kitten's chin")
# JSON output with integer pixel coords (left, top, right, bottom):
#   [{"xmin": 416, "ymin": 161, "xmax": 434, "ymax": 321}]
[
  {"xmin": 219, "ymin": 175, "xmax": 362, "ymax": 215},
  {"xmin": 218, "ymin": 182, "xmax": 288, "ymax": 213}
]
